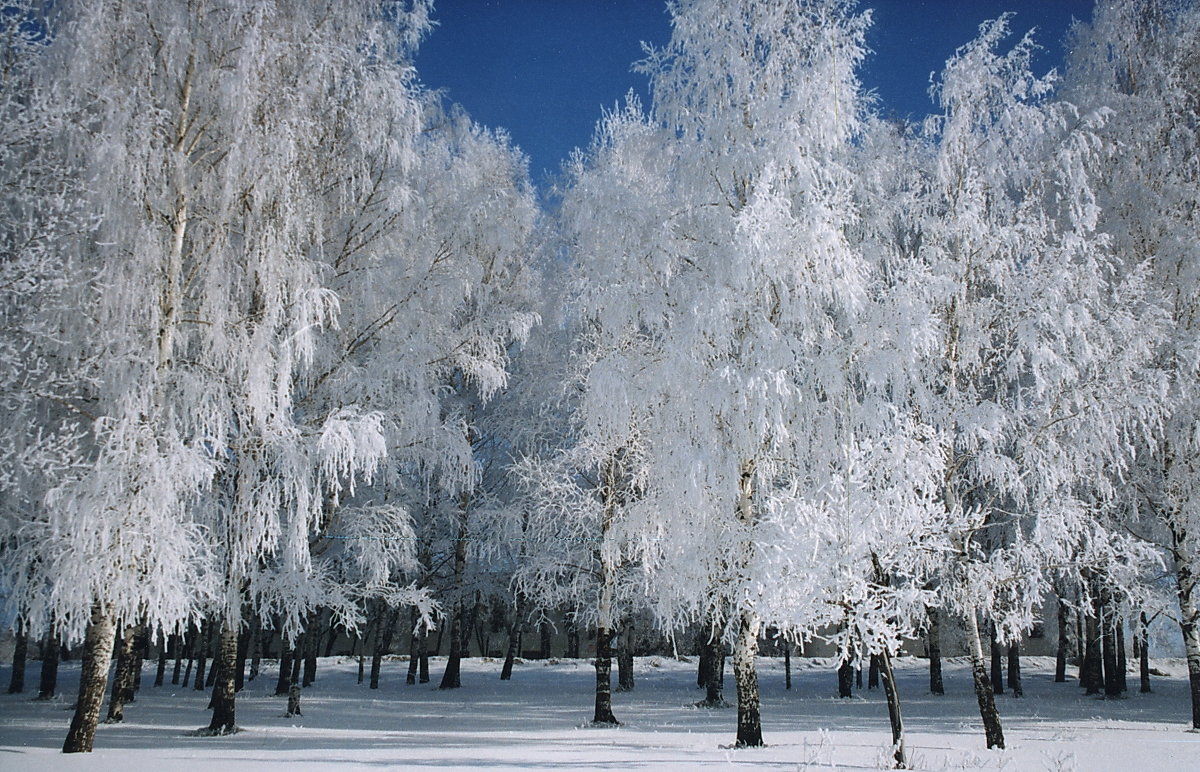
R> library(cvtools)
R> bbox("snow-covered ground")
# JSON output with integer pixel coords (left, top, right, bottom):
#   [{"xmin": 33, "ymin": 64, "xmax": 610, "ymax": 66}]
[{"xmin": 1, "ymin": 655, "xmax": 1196, "ymax": 770}]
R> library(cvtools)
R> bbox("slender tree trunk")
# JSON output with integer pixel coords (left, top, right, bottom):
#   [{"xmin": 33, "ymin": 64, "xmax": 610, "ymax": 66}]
[
  {"xmin": 868, "ymin": 654, "xmax": 880, "ymax": 690},
  {"xmin": 275, "ymin": 643, "xmax": 293, "ymax": 696},
  {"xmin": 1116, "ymin": 616, "xmax": 1128, "ymax": 694},
  {"xmin": 131, "ymin": 624, "xmax": 146, "ymax": 696},
  {"xmin": 7, "ymin": 619, "xmax": 26, "ymax": 694},
  {"xmin": 155, "ymin": 632, "xmax": 167, "ymax": 687},
  {"xmin": 837, "ymin": 658, "xmax": 854, "ymax": 698},
  {"xmin": 696, "ymin": 612, "xmax": 727, "ymax": 707},
  {"xmin": 371, "ymin": 603, "xmax": 387, "ymax": 689},
  {"xmin": 1172, "ymin": 527, "xmax": 1200, "ymax": 729},
  {"xmin": 698, "ymin": 626, "xmax": 710, "ymax": 688},
  {"xmin": 235, "ymin": 623, "xmax": 251, "ymax": 692},
  {"xmin": 193, "ymin": 621, "xmax": 210, "ymax": 691},
  {"xmin": 927, "ymin": 606, "xmax": 944, "ymax": 695},
  {"xmin": 63, "ymin": 607, "xmax": 117, "ymax": 753},
  {"xmin": 732, "ymin": 609, "xmax": 764, "ymax": 747},
  {"xmin": 500, "ymin": 595, "xmax": 524, "ymax": 681},
  {"xmin": 1083, "ymin": 599, "xmax": 1103, "ymax": 695},
  {"xmin": 439, "ymin": 502, "xmax": 470, "ymax": 690},
  {"xmin": 1055, "ymin": 592, "xmax": 1070, "ymax": 683},
  {"xmin": 285, "ymin": 630, "xmax": 303, "ymax": 717},
  {"xmin": 105, "ymin": 623, "xmax": 138, "ymax": 722},
  {"xmin": 1007, "ymin": 642, "xmax": 1022, "ymax": 697},
  {"xmin": 248, "ymin": 617, "xmax": 262, "ymax": 683},
  {"xmin": 205, "ymin": 621, "xmax": 238, "ymax": 734},
  {"xmin": 592, "ymin": 625, "xmax": 618, "ymax": 724},
  {"xmin": 989, "ymin": 623, "xmax": 1004, "ymax": 696},
  {"xmin": 783, "ymin": 639, "xmax": 791, "ymax": 691},
  {"xmin": 878, "ymin": 648, "xmax": 908, "ymax": 769},
  {"xmin": 1139, "ymin": 612, "xmax": 1152, "ymax": 694},
  {"xmin": 1101, "ymin": 587, "xmax": 1121, "ymax": 698},
  {"xmin": 37, "ymin": 632, "xmax": 60, "ymax": 700},
  {"xmin": 964, "ymin": 608, "xmax": 1004, "ymax": 749},
  {"xmin": 616, "ymin": 620, "xmax": 634, "ymax": 692},
  {"xmin": 172, "ymin": 630, "xmax": 186, "ymax": 686},
  {"xmin": 302, "ymin": 610, "xmax": 319, "ymax": 687},
  {"xmin": 182, "ymin": 629, "xmax": 195, "ymax": 689}
]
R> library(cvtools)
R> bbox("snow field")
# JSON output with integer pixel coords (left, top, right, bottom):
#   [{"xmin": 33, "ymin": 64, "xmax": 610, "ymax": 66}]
[{"xmin": 2, "ymin": 655, "xmax": 1196, "ymax": 771}]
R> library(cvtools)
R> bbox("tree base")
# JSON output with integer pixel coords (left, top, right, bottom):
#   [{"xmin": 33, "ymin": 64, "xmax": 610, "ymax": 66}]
[
  {"xmin": 588, "ymin": 719, "xmax": 620, "ymax": 727},
  {"xmin": 693, "ymin": 698, "xmax": 730, "ymax": 708},
  {"xmin": 191, "ymin": 725, "xmax": 242, "ymax": 737}
]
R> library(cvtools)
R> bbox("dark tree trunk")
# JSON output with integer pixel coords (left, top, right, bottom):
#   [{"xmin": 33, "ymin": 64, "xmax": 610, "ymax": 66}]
[
  {"xmin": 696, "ymin": 616, "xmax": 727, "ymax": 707},
  {"xmin": 1116, "ymin": 617, "xmax": 1128, "ymax": 694},
  {"xmin": 105, "ymin": 623, "xmax": 138, "ymax": 723},
  {"xmin": 37, "ymin": 632, "xmax": 60, "ymax": 700},
  {"xmin": 927, "ymin": 606, "xmax": 944, "ymax": 695},
  {"xmin": 592, "ymin": 625, "xmax": 619, "ymax": 725},
  {"xmin": 7, "ymin": 619, "xmax": 26, "ymax": 694},
  {"xmin": 286, "ymin": 637, "xmax": 303, "ymax": 719},
  {"xmin": 131, "ymin": 624, "xmax": 146, "ymax": 695},
  {"xmin": 1055, "ymin": 593, "xmax": 1070, "ymax": 683},
  {"xmin": 63, "ymin": 607, "xmax": 117, "ymax": 753},
  {"xmin": 567, "ymin": 619, "xmax": 580, "ymax": 659},
  {"xmin": 989, "ymin": 623, "xmax": 1004, "ymax": 695},
  {"xmin": 783, "ymin": 639, "xmax": 791, "ymax": 691},
  {"xmin": 194, "ymin": 621, "xmax": 210, "ymax": 691},
  {"xmin": 204, "ymin": 621, "xmax": 238, "ymax": 734},
  {"xmin": 440, "ymin": 506, "xmax": 470, "ymax": 688},
  {"xmin": 1101, "ymin": 590, "xmax": 1121, "ymax": 698},
  {"xmin": 235, "ymin": 624, "xmax": 251, "ymax": 692},
  {"xmin": 302, "ymin": 611, "xmax": 319, "ymax": 687},
  {"xmin": 1007, "ymin": 642, "xmax": 1022, "ymax": 697},
  {"xmin": 182, "ymin": 630, "xmax": 195, "ymax": 690},
  {"xmin": 500, "ymin": 597, "xmax": 523, "ymax": 681},
  {"xmin": 878, "ymin": 649, "xmax": 908, "ymax": 769},
  {"xmin": 965, "ymin": 609, "xmax": 1005, "ymax": 749},
  {"xmin": 1139, "ymin": 612, "xmax": 1152, "ymax": 693},
  {"xmin": 155, "ymin": 632, "xmax": 168, "ymax": 687},
  {"xmin": 697, "ymin": 625, "xmax": 709, "ymax": 688},
  {"xmin": 1083, "ymin": 600, "xmax": 1103, "ymax": 695},
  {"xmin": 172, "ymin": 630, "xmax": 186, "ymax": 686},
  {"xmin": 837, "ymin": 659, "xmax": 854, "ymax": 698},
  {"xmin": 248, "ymin": 618, "xmax": 263, "ymax": 683},
  {"xmin": 275, "ymin": 644, "xmax": 293, "ymax": 696},
  {"xmin": 616, "ymin": 621, "xmax": 634, "ymax": 692},
  {"xmin": 868, "ymin": 654, "xmax": 880, "ymax": 690},
  {"xmin": 371, "ymin": 606, "xmax": 398, "ymax": 689},
  {"xmin": 732, "ymin": 610, "xmax": 763, "ymax": 747}
]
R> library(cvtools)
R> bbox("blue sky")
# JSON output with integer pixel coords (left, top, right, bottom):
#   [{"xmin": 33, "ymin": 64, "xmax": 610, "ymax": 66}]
[{"xmin": 415, "ymin": 1, "xmax": 1094, "ymax": 188}]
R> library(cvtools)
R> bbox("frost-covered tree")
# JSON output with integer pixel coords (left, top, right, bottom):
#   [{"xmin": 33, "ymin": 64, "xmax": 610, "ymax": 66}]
[
  {"xmin": 1063, "ymin": 0, "xmax": 1200, "ymax": 730},
  {"xmin": 917, "ymin": 15, "xmax": 1165, "ymax": 748}
]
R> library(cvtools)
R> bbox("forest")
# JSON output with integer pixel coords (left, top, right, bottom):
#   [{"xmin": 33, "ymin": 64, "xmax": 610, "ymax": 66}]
[{"xmin": 0, "ymin": 0, "xmax": 1197, "ymax": 767}]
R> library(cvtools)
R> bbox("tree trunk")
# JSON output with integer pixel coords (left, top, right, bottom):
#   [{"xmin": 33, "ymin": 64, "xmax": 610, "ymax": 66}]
[
  {"xmin": 105, "ymin": 623, "xmax": 138, "ymax": 723},
  {"xmin": 878, "ymin": 648, "xmax": 908, "ymax": 769},
  {"xmin": 248, "ymin": 620, "xmax": 263, "ymax": 683},
  {"xmin": 204, "ymin": 621, "xmax": 238, "ymax": 734},
  {"xmin": 927, "ymin": 606, "xmax": 944, "ymax": 695},
  {"xmin": 1007, "ymin": 642, "xmax": 1022, "ymax": 697},
  {"xmin": 439, "ymin": 504, "xmax": 470, "ymax": 689},
  {"xmin": 193, "ymin": 621, "xmax": 210, "ymax": 691},
  {"xmin": 500, "ymin": 596, "xmax": 524, "ymax": 681},
  {"xmin": 616, "ymin": 620, "xmax": 634, "ymax": 692},
  {"xmin": 154, "ymin": 632, "xmax": 167, "ymax": 687},
  {"xmin": 696, "ymin": 613, "xmax": 727, "ymax": 707},
  {"xmin": 131, "ymin": 624, "xmax": 146, "ymax": 695},
  {"xmin": 1101, "ymin": 588, "xmax": 1121, "ymax": 698},
  {"xmin": 732, "ymin": 609, "xmax": 763, "ymax": 747},
  {"xmin": 1083, "ymin": 600, "xmax": 1103, "ymax": 695},
  {"xmin": 275, "ymin": 644, "xmax": 293, "ymax": 696},
  {"xmin": 235, "ymin": 624, "xmax": 251, "ymax": 692},
  {"xmin": 868, "ymin": 654, "xmax": 880, "ymax": 690},
  {"xmin": 1172, "ymin": 526, "xmax": 1200, "ymax": 730},
  {"xmin": 964, "ymin": 608, "xmax": 1005, "ymax": 749},
  {"xmin": 592, "ymin": 625, "xmax": 619, "ymax": 725},
  {"xmin": 37, "ymin": 632, "xmax": 60, "ymax": 700},
  {"xmin": 989, "ymin": 623, "xmax": 1004, "ymax": 695},
  {"xmin": 837, "ymin": 658, "xmax": 854, "ymax": 698},
  {"xmin": 63, "ymin": 607, "xmax": 117, "ymax": 753},
  {"xmin": 302, "ymin": 610, "xmax": 319, "ymax": 687},
  {"xmin": 173, "ymin": 630, "xmax": 186, "ymax": 686},
  {"xmin": 1055, "ymin": 592, "xmax": 1070, "ymax": 683},
  {"xmin": 783, "ymin": 639, "xmax": 791, "ymax": 691},
  {"xmin": 7, "ymin": 619, "xmax": 26, "ymax": 694},
  {"xmin": 1139, "ymin": 612, "xmax": 1152, "ymax": 694},
  {"xmin": 1116, "ymin": 616, "xmax": 1128, "ymax": 694}
]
